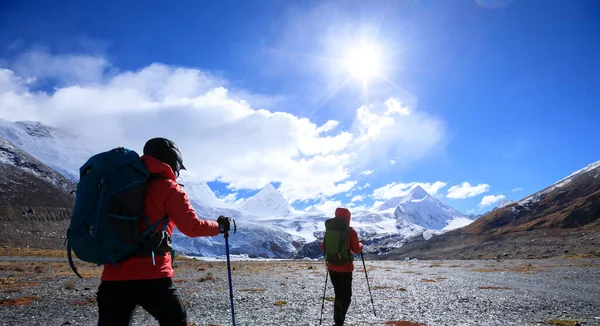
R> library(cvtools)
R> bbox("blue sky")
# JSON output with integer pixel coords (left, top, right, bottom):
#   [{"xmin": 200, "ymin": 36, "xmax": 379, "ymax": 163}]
[{"xmin": 1, "ymin": 0, "xmax": 599, "ymax": 214}]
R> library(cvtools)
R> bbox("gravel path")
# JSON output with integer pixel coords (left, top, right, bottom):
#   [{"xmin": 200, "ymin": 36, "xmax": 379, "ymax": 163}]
[{"xmin": 1, "ymin": 258, "xmax": 599, "ymax": 326}]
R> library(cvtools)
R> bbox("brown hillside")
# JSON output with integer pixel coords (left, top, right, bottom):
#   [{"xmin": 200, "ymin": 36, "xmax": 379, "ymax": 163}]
[
  {"xmin": 0, "ymin": 137, "xmax": 76, "ymax": 249},
  {"xmin": 382, "ymin": 161, "xmax": 600, "ymax": 260},
  {"xmin": 463, "ymin": 163, "xmax": 600, "ymax": 235}
]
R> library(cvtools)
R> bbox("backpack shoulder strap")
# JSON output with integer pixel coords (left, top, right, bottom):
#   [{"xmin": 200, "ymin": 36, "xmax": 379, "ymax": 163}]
[{"xmin": 66, "ymin": 228, "xmax": 83, "ymax": 278}]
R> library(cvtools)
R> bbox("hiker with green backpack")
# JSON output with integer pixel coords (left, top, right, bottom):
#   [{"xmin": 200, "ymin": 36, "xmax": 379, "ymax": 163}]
[
  {"xmin": 320, "ymin": 207, "xmax": 364, "ymax": 326},
  {"xmin": 66, "ymin": 137, "xmax": 234, "ymax": 326}
]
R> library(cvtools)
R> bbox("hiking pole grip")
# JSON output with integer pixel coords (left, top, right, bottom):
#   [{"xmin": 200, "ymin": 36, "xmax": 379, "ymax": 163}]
[
  {"xmin": 225, "ymin": 234, "xmax": 236, "ymax": 326},
  {"xmin": 361, "ymin": 252, "xmax": 376, "ymax": 317}
]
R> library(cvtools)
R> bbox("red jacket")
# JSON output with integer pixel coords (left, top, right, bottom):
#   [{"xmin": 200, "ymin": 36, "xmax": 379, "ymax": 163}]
[
  {"xmin": 320, "ymin": 208, "xmax": 363, "ymax": 273},
  {"xmin": 101, "ymin": 155, "xmax": 221, "ymax": 281}
]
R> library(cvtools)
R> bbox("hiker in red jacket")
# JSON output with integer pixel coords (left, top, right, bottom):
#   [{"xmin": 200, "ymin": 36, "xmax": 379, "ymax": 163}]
[
  {"xmin": 320, "ymin": 207, "xmax": 363, "ymax": 326},
  {"xmin": 97, "ymin": 137, "xmax": 232, "ymax": 326}
]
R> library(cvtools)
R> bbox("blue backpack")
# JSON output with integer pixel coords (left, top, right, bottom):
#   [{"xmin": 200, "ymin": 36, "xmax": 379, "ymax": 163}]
[{"xmin": 66, "ymin": 147, "xmax": 169, "ymax": 278}]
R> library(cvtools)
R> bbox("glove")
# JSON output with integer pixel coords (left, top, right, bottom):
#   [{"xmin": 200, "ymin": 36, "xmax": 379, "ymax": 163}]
[{"xmin": 217, "ymin": 215, "xmax": 232, "ymax": 234}]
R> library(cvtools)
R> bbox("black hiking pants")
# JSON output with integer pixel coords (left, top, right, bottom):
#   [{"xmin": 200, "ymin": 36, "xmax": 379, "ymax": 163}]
[
  {"xmin": 97, "ymin": 277, "xmax": 187, "ymax": 326},
  {"xmin": 329, "ymin": 270, "xmax": 353, "ymax": 326}
]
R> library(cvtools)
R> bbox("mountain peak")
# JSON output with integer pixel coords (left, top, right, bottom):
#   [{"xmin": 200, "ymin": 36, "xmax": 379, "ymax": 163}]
[
  {"xmin": 394, "ymin": 186, "xmax": 471, "ymax": 230},
  {"xmin": 408, "ymin": 185, "xmax": 429, "ymax": 199},
  {"xmin": 241, "ymin": 183, "xmax": 292, "ymax": 217},
  {"xmin": 262, "ymin": 183, "xmax": 278, "ymax": 192}
]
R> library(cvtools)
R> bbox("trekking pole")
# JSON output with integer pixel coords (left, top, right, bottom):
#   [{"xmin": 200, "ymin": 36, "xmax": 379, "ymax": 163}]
[
  {"xmin": 318, "ymin": 262, "xmax": 328, "ymax": 325},
  {"xmin": 224, "ymin": 220, "xmax": 237, "ymax": 326},
  {"xmin": 360, "ymin": 252, "xmax": 376, "ymax": 317}
]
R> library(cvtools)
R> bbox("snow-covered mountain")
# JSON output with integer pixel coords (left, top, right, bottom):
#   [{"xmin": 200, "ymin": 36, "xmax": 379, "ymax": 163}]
[
  {"xmin": 379, "ymin": 186, "xmax": 473, "ymax": 231},
  {"xmin": 240, "ymin": 184, "xmax": 292, "ymax": 217},
  {"xmin": 0, "ymin": 119, "xmax": 96, "ymax": 182},
  {"xmin": 0, "ymin": 136, "xmax": 75, "ymax": 206},
  {"xmin": 0, "ymin": 119, "xmax": 476, "ymax": 258},
  {"xmin": 493, "ymin": 199, "xmax": 515, "ymax": 211}
]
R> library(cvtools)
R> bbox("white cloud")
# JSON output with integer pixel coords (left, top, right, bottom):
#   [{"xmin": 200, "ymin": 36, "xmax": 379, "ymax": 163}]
[
  {"xmin": 446, "ymin": 182, "xmax": 490, "ymax": 199},
  {"xmin": 389, "ymin": 159, "xmax": 397, "ymax": 165},
  {"xmin": 315, "ymin": 200, "xmax": 343, "ymax": 215},
  {"xmin": 351, "ymin": 195, "xmax": 365, "ymax": 202},
  {"xmin": 512, "ymin": 187, "xmax": 523, "ymax": 192},
  {"xmin": 372, "ymin": 201, "xmax": 384, "ymax": 209},
  {"xmin": 347, "ymin": 202, "xmax": 369, "ymax": 212},
  {"xmin": 0, "ymin": 51, "xmax": 446, "ymax": 203},
  {"xmin": 479, "ymin": 194, "xmax": 506, "ymax": 208},
  {"xmin": 372, "ymin": 181, "xmax": 448, "ymax": 200},
  {"xmin": 11, "ymin": 50, "xmax": 109, "ymax": 85},
  {"xmin": 359, "ymin": 169, "xmax": 374, "ymax": 176},
  {"xmin": 363, "ymin": 183, "xmax": 371, "ymax": 188},
  {"xmin": 350, "ymin": 98, "xmax": 445, "ymax": 170},
  {"xmin": 220, "ymin": 192, "xmax": 244, "ymax": 205}
]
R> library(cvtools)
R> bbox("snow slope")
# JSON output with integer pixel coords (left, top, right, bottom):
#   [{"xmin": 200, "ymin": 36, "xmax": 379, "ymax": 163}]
[
  {"xmin": 389, "ymin": 186, "xmax": 473, "ymax": 230},
  {"xmin": 0, "ymin": 136, "xmax": 75, "ymax": 195},
  {"xmin": 240, "ymin": 184, "xmax": 292, "ymax": 217},
  {"xmin": 494, "ymin": 199, "xmax": 515, "ymax": 210},
  {"xmin": 0, "ymin": 119, "xmax": 96, "ymax": 181}
]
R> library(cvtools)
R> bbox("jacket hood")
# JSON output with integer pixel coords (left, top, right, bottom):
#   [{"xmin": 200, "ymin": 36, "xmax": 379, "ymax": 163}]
[
  {"xmin": 141, "ymin": 154, "xmax": 177, "ymax": 181},
  {"xmin": 335, "ymin": 207, "xmax": 351, "ymax": 224}
]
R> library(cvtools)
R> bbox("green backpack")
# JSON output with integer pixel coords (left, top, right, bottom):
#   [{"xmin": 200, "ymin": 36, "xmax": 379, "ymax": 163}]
[{"xmin": 323, "ymin": 217, "xmax": 354, "ymax": 265}]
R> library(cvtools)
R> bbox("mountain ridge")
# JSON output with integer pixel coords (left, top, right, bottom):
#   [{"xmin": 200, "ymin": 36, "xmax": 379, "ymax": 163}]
[
  {"xmin": 0, "ymin": 136, "xmax": 76, "ymax": 249},
  {"xmin": 381, "ymin": 159, "xmax": 600, "ymax": 260}
]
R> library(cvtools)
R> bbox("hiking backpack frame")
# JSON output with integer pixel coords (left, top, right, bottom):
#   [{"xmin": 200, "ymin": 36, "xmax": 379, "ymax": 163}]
[{"xmin": 66, "ymin": 147, "xmax": 170, "ymax": 278}]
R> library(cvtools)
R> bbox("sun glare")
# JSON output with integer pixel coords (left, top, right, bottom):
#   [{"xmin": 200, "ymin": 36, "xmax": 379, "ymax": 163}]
[{"xmin": 343, "ymin": 45, "xmax": 382, "ymax": 81}]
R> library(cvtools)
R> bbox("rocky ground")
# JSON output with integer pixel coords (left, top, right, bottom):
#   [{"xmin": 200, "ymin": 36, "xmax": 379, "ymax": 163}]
[{"xmin": 0, "ymin": 254, "xmax": 599, "ymax": 326}]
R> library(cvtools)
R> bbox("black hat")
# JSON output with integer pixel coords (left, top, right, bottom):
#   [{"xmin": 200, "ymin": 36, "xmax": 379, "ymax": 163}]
[{"xmin": 143, "ymin": 137, "xmax": 186, "ymax": 176}]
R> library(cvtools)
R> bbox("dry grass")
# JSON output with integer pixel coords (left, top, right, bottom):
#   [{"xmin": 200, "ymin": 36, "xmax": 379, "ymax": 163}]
[
  {"xmin": 478, "ymin": 286, "xmax": 511, "ymax": 290},
  {"xmin": 324, "ymin": 296, "xmax": 335, "ymax": 302},
  {"xmin": 473, "ymin": 263, "xmax": 541, "ymax": 274},
  {"xmin": 0, "ymin": 277, "xmax": 16, "ymax": 286},
  {"xmin": 397, "ymin": 288, "xmax": 407, "ymax": 291},
  {"xmin": 544, "ymin": 319, "xmax": 584, "ymax": 326},
  {"xmin": 0, "ymin": 278, "xmax": 40, "ymax": 293},
  {"xmin": 197, "ymin": 272, "xmax": 216, "ymax": 282},
  {"xmin": 70, "ymin": 297, "xmax": 97, "ymax": 306},
  {"xmin": 0, "ymin": 247, "xmax": 67, "ymax": 258},
  {"xmin": 238, "ymin": 288, "xmax": 266, "ymax": 293},
  {"xmin": 64, "ymin": 280, "xmax": 76, "ymax": 290},
  {"xmin": 374, "ymin": 286, "xmax": 393, "ymax": 290},
  {"xmin": 420, "ymin": 279, "xmax": 437, "ymax": 283},
  {"xmin": 382, "ymin": 321, "xmax": 427, "ymax": 326},
  {"xmin": 0, "ymin": 295, "xmax": 39, "ymax": 306},
  {"xmin": 273, "ymin": 300, "xmax": 287, "ymax": 306}
]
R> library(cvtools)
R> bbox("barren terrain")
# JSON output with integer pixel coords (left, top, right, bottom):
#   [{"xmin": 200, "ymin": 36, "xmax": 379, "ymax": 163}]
[{"xmin": 0, "ymin": 250, "xmax": 598, "ymax": 326}]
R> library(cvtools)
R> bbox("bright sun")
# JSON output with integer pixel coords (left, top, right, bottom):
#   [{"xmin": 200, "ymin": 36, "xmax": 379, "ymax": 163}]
[{"xmin": 343, "ymin": 45, "xmax": 382, "ymax": 81}]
